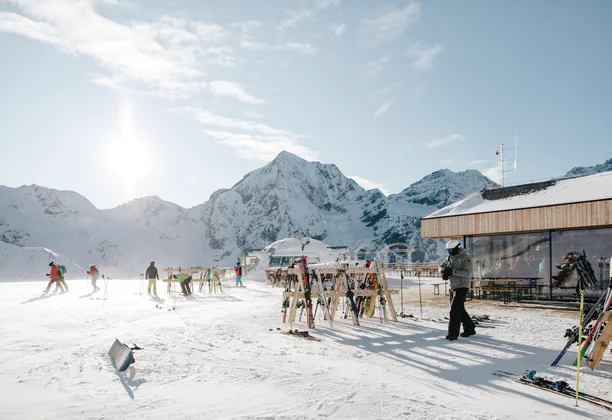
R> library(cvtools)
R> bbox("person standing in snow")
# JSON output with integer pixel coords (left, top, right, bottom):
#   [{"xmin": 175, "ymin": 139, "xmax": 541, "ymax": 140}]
[
  {"xmin": 54, "ymin": 264, "xmax": 69, "ymax": 293},
  {"xmin": 43, "ymin": 262, "xmax": 64, "ymax": 294},
  {"xmin": 145, "ymin": 261, "xmax": 159, "ymax": 295},
  {"xmin": 87, "ymin": 264, "xmax": 100, "ymax": 292},
  {"xmin": 439, "ymin": 240, "xmax": 476, "ymax": 341},
  {"xmin": 173, "ymin": 273, "xmax": 192, "ymax": 295},
  {"xmin": 235, "ymin": 263, "xmax": 243, "ymax": 287}
]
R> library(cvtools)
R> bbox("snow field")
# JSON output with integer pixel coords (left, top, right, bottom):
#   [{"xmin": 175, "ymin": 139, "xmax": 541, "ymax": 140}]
[{"xmin": 0, "ymin": 276, "xmax": 611, "ymax": 420}]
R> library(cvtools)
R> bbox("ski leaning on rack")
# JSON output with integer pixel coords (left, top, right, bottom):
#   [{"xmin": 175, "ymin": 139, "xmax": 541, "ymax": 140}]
[
  {"xmin": 374, "ymin": 258, "xmax": 388, "ymax": 323},
  {"xmin": 340, "ymin": 269, "xmax": 360, "ymax": 326},
  {"xmin": 493, "ymin": 370, "xmax": 612, "ymax": 412},
  {"xmin": 301, "ymin": 256, "xmax": 315, "ymax": 329},
  {"xmin": 551, "ymin": 280, "xmax": 612, "ymax": 366}
]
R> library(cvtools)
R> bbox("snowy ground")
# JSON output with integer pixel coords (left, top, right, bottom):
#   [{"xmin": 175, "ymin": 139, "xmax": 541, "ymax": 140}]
[{"xmin": 1, "ymin": 275, "xmax": 611, "ymax": 420}]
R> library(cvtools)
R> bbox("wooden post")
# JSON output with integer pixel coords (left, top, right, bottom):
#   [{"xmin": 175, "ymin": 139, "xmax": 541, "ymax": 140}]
[{"xmin": 378, "ymin": 270, "xmax": 398, "ymax": 322}]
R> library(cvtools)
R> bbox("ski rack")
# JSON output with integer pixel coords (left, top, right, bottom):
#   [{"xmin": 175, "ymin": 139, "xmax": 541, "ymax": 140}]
[
  {"xmin": 162, "ymin": 267, "xmax": 224, "ymax": 295},
  {"xmin": 283, "ymin": 264, "xmax": 399, "ymax": 327}
]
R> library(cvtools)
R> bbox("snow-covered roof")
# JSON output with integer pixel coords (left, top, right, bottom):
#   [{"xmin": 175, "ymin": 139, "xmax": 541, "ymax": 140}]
[
  {"xmin": 425, "ymin": 171, "xmax": 612, "ymax": 219},
  {"xmin": 263, "ymin": 236, "xmax": 334, "ymax": 257}
]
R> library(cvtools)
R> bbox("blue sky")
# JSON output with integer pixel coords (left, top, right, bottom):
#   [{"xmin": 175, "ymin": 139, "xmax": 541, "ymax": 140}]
[{"xmin": 1, "ymin": 0, "xmax": 611, "ymax": 209}]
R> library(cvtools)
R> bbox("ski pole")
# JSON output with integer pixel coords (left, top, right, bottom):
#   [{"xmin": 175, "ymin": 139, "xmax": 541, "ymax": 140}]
[
  {"xmin": 576, "ymin": 289, "xmax": 584, "ymax": 406},
  {"xmin": 418, "ymin": 271, "xmax": 423, "ymax": 319},
  {"xmin": 400, "ymin": 271, "xmax": 404, "ymax": 314}
]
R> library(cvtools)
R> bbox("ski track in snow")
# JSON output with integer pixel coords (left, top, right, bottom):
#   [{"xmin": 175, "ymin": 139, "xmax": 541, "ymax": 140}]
[{"xmin": 1, "ymin": 276, "xmax": 611, "ymax": 420}]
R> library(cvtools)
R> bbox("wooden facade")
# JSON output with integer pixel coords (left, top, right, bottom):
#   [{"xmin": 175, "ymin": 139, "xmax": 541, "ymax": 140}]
[{"xmin": 421, "ymin": 199, "xmax": 612, "ymax": 238}]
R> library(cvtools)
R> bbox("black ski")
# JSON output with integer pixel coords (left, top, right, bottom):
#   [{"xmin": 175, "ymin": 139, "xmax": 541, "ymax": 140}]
[{"xmin": 494, "ymin": 370, "xmax": 612, "ymax": 411}]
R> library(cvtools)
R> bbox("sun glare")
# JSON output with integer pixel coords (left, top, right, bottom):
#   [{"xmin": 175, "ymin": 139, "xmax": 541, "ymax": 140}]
[{"xmin": 106, "ymin": 95, "xmax": 152, "ymax": 197}]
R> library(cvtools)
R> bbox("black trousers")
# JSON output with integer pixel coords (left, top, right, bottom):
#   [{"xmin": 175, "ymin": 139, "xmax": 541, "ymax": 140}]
[
  {"xmin": 180, "ymin": 276, "xmax": 193, "ymax": 294},
  {"xmin": 448, "ymin": 288, "xmax": 475, "ymax": 337}
]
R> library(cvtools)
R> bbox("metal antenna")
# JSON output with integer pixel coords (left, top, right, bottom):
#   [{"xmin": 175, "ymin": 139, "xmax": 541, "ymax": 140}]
[{"xmin": 495, "ymin": 129, "xmax": 518, "ymax": 187}]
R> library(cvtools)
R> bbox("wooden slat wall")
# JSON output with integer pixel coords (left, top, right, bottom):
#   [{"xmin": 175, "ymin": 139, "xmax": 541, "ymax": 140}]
[{"xmin": 421, "ymin": 199, "xmax": 612, "ymax": 238}]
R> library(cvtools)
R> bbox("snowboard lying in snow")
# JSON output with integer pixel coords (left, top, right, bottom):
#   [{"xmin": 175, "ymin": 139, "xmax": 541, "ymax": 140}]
[{"xmin": 108, "ymin": 339, "xmax": 134, "ymax": 372}]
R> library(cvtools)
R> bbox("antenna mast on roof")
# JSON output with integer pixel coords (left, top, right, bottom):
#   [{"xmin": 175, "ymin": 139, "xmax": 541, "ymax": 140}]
[{"xmin": 495, "ymin": 128, "xmax": 517, "ymax": 187}]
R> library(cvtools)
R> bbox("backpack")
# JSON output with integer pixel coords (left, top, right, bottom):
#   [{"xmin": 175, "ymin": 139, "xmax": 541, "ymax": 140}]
[
  {"xmin": 61, "ymin": 265, "xmax": 67, "ymax": 275},
  {"xmin": 57, "ymin": 265, "xmax": 65, "ymax": 277}
]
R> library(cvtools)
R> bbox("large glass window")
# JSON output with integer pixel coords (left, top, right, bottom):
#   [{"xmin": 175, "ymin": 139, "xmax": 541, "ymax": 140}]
[
  {"xmin": 467, "ymin": 232, "xmax": 550, "ymax": 279},
  {"xmin": 551, "ymin": 228, "xmax": 612, "ymax": 300},
  {"xmin": 466, "ymin": 232, "xmax": 550, "ymax": 299}
]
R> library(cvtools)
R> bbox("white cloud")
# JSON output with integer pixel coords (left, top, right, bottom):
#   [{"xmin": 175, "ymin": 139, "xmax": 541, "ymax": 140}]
[
  {"xmin": 277, "ymin": 42, "xmax": 317, "ymax": 54},
  {"xmin": 363, "ymin": 2, "xmax": 420, "ymax": 45},
  {"xmin": 280, "ymin": 0, "xmax": 342, "ymax": 29},
  {"xmin": 374, "ymin": 101, "xmax": 391, "ymax": 117},
  {"xmin": 174, "ymin": 106, "xmax": 317, "ymax": 161},
  {"xmin": 280, "ymin": 9, "xmax": 315, "ymax": 29},
  {"xmin": 482, "ymin": 166, "xmax": 501, "ymax": 184},
  {"xmin": 440, "ymin": 159, "xmax": 453, "ymax": 165},
  {"xmin": 316, "ymin": 0, "xmax": 342, "ymax": 9},
  {"xmin": 209, "ymin": 80, "xmax": 265, "ymax": 104},
  {"xmin": 204, "ymin": 130, "xmax": 318, "ymax": 162},
  {"xmin": 244, "ymin": 111, "xmax": 265, "ymax": 119},
  {"xmin": 360, "ymin": 56, "xmax": 391, "ymax": 80},
  {"xmin": 240, "ymin": 40, "xmax": 317, "ymax": 55},
  {"xmin": 348, "ymin": 176, "xmax": 391, "ymax": 196},
  {"xmin": 405, "ymin": 41, "xmax": 443, "ymax": 70},
  {"xmin": 331, "ymin": 23, "xmax": 346, "ymax": 37},
  {"xmin": 425, "ymin": 133, "xmax": 464, "ymax": 149},
  {"xmin": 0, "ymin": 1, "xmax": 243, "ymax": 99}
]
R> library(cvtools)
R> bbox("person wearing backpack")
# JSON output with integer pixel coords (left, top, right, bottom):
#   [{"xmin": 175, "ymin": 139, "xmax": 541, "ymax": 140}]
[
  {"xmin": 87, "ymin": 264, "xmax": 100, "ymax": 292},
  {"xmin": 43, "ymin": 262, "xmax": 65, "ymax": 294},
  {"xmin": 54, "ymin": 264, "xmax": 69, "ymax": 293}
]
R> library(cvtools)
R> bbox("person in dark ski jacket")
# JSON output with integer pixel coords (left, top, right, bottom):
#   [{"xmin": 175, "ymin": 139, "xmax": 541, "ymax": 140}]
[
  {"xmin": 87, "ymin": 264, "xmax": 100, "ymax": 292},
  {"xmin": 146, "ymin": 261, "xmax": 159, "ymax": 295},
  {"xmin": 439, "ymin": 240, "xmax": 476, "ymax": 340},
  {"xmin": 173, "ymin": 273, "xmax": 192, "ymax": 295},
  {"xmin": 43, "ymin": 262, "xmax": 63, "ymax": 294},
  {"xmin": 235, "ymin": 263, "xmax": 243, "ymax": 287}
]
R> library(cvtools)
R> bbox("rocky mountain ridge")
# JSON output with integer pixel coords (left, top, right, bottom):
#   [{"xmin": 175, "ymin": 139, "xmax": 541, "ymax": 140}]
[{"xmin": 1, "ymin": 151, "xmax": 499, "ymax": 279}]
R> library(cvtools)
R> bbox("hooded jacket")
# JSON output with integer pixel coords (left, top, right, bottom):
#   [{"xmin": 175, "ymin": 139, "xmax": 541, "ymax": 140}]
[
  {"xmin": 440, "ymin": 248, "xmax": 473, "ymax": 290},
  {"xmin": 146, "ymin": 265, "xmax": 159, "ymax": 279}
]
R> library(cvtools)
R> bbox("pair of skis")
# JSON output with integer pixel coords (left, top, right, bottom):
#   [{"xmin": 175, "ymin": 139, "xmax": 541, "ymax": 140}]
[
  {"xmin": 494, "ymin": 370, "xmax": 612, "ymax": 412},
  {"xmin": 551, "ymin": 279, "xmax": 612, "ymax": 366},
  {"xmin": 301, "ymin": 256, "xmax": 315, "ymax": 329}
]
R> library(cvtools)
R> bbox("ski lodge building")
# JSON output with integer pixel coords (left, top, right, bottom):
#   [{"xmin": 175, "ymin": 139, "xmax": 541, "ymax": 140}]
[{"xmin": 421, "ymin": 171, "xmax": 612, "ymax": 300}]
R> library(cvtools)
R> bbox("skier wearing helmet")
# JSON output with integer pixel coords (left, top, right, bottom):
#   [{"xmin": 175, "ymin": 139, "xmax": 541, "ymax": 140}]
[{"xmin": 439, "ymin": 240, "xmax": 476, "ymax": 340}]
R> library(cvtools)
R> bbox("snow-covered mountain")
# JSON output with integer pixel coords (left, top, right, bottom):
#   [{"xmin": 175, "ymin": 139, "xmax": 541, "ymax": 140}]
[
  {"xmin": 564, "ymin": 158, "xmax": 612, "ymax": 178},
  {"xmin": 0, "ymin": 152, "xmax": 497, "ymax": 279}
]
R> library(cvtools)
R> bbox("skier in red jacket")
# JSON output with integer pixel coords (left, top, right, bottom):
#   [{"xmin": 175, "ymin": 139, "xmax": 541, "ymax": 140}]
[
  {"xmin": 87, "ymin": 264, "xmax": 100, "ymax": 293},
  {"xmin": 43, "ymin": 262, "xmax": 64, "ymax": 294}
]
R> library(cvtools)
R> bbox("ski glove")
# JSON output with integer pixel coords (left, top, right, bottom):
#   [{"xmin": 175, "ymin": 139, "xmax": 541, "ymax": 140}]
[{"xmin": 442, "ymin": 267, "xmax": 453, "ymax": 280}]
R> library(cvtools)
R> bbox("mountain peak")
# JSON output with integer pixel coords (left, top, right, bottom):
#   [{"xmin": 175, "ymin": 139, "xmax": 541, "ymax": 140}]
[
  {"xmin": 392, "ymin": 168, "xmax": 498, "ymax": 209},
  {"xmin": 271, "ymin": 150, "xmax": 309, "ymax": 166},
  {"xmin": 564, "ymin": 158, "xmax": 612, "ymax": 179}
]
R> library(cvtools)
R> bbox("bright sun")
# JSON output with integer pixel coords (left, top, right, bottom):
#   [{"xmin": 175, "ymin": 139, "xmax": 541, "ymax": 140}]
[
  {"xmin": 106, "ymin": 96, "xmax": 153, "ymax": 196},
  {"xmin": 107, "ymin": 139, "xmax": 152, "ymax": 194}
]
